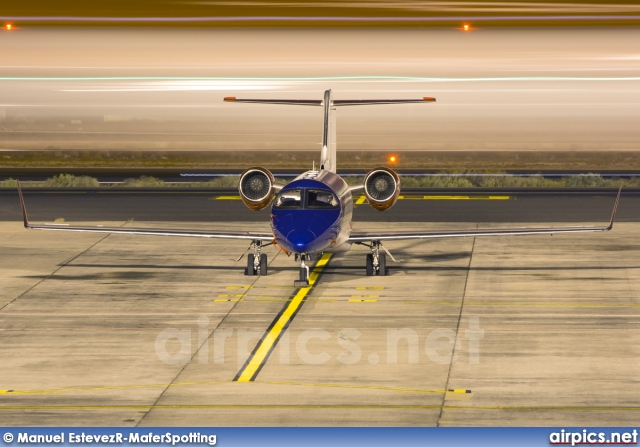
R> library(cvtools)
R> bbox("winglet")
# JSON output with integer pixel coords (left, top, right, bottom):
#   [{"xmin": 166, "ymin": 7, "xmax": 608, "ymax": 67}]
[
  {"xmin": 17, "ymin": 180, "xmax": 30, "ymax": 228},
  {"xmin": 608, "ymin": 185, "xmax": 622, "ymax": 230}
]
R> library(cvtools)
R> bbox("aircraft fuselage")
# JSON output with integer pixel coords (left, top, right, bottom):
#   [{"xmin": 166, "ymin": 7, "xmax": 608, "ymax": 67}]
[{"xmin": 270, "ymin": 170, "xmax": 353, "ymax": 255}]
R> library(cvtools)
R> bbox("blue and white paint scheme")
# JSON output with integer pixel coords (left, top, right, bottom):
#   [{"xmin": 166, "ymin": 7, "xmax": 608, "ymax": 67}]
[
  {"xmin": 270, "ymin": 169, "xmax": 353, "ymax": 255},
  {"xmin": 18, "ymin": 90, "xmax": 620, "ymax": 287}
]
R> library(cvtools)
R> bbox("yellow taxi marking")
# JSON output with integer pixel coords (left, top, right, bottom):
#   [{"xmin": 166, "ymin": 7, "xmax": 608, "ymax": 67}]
[
  {"xmin": 234, "ymin": 253, "xmax": 333, "ymax": 382},
  {"xmin": 215, "ymin": 194, "xmax": 509, "ymax": 202},
  {"xmin": 403, "ymin": 301, "xmax": 640, "ymax": 307},
  {"xmin": 255, "ymin": 297, "xmax": 338, "ymax": 303},
  {"xmin": 258, "ymin": 381, "xmax": 470, "ymax": 395},
  {"xmin": 0, "ymin": 381, "xmax": 469, "ymax": 396},
  {"xmin": 215, "ymin": 287, "xmax": 252, "ymax": 302},
  {"xmin": 254, "ymin": 297, "xmax": 383, "ymax": 303},
  {"xmin": 2, "ymin": 404, "xmax": 638, "ymax": 411},
  {"xmin": 415, "ymin": 195, "xmax": 510, "ymax": 200},
  {"xmin": 356, "ymin": 286, "xmax": 384, "ymax": 290},
  {"xmin": 226, "ymin": 285, "xmax": 252, "ymax": 289}
]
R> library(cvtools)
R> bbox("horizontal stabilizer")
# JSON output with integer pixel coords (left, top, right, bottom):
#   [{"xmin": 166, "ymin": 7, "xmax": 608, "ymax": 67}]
[
  {"xmin": 224, "ymin": 97, "xmax": 322, "ymax": 106},
  {"xmin": 334, "ymin": 98, "xmax": 436, "ymax": 106},
  {"xmin": 224, "ymin": 97, "xmax": 436, "ymax": 107}
]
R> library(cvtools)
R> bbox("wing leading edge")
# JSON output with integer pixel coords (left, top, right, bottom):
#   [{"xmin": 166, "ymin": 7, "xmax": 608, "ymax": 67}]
[
  {"xmin": 348, "ymin": 187, "xmax": 621, "ymax": 242},
  {"xmin": 17, "ymin": 182, "xmax": 274, "ymax": 241}
]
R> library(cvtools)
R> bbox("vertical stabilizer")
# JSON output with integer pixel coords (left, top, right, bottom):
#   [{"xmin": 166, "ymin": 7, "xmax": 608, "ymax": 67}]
[{"xmin": 321, "ymin": 89, "xmax": 337, "ymax": 173}]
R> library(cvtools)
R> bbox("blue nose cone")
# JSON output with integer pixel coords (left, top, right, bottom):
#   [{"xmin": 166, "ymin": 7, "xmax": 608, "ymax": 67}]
[{"xmin": 288, "ymin": 229, "xmax": 316, "ymax": 251}]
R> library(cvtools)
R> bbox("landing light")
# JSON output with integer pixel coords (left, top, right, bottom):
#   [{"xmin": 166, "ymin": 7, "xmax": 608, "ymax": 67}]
[
  {"xmin": 388, "ymin": 155, "xmax": 397, "ymax": 164},
  {"xmin": 462, "ymin": 23, "xmax": 472, "ymax": 32},
  {"xmin": 5, "ymin": 23, "xmax": 13, "ymax": 31}
]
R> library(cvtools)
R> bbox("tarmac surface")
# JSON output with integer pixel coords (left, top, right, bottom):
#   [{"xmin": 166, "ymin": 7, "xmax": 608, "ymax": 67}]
[{"xmin": 1, "ymin": 191, "xmax": 639, "ymax": 426}]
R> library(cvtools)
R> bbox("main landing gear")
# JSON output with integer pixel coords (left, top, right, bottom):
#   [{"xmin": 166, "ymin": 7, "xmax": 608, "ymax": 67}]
[
  {"xmin": 244, "ymin": 240, "xmax": 268, "ymax": 276},
  {"xmin": 365, "ymin": 241, "xmax": 388, "ymax": 276},
  {"xmin": 294, "ymin": 253, "xmax": 310, "ymax": 288}
]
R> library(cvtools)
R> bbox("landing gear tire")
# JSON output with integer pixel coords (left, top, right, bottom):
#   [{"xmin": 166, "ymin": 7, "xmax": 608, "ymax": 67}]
[
  {"xmin": 246, "ymin": 254, "xmax": 255, "ymax": 276},
  {"xmin": 260, "ymin": 253, "xmax": 268, "ymax": 276},
  {"xmin": 294, "ymin": 268, "xmax": 309, "ymax": 287},
  {"xmin": 366, "ymin": 254, "xmax": 374, "ymax": 276},
  {"xmin": 293, "ymin": 254, "xmax": 310, "ymax": 287},
  {"xmin": 378, "ymin": 253, "xmax": 387, "ymax": 276}
]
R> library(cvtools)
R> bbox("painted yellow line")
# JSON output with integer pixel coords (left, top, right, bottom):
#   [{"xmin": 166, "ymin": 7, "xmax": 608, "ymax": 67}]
[
  {"xmin": 212, "ymin": 194, "xmax": 509, "ymax": 202},
  {"xmin": 404, "ymin": 301, "xmax": 460, "ymax": 305},
  {"xmin": 234, "ymin": 253, "xmax": 333, "ymax": 382},
  {"xmin": 0, "ymin": 381, "xmax": 469, "ymax": 397},
  {"xmin": 420, "ymin": 195, "xmax": 510, "ymax": 200},
  {"xmin": 1, "ymin": 404, "xmax": 638, "ymax": 411},
  {"xmin": 226, "ymin": 285, "xmax": 252, "ymax": 289},
  {"xmin": 259, "ymin": 381, "xmax": 470, "ymax": 395},
  {"xmin": 257, "ymin": 297, "xmax": 381, "ymax": 303},
  {"xmin": 356, "ymin": 286, "xmax": 384, "ymax": 290},
  {"xmin": 215, "ymin": 293, "xmax": 245, "ymax": 302},
  {"xmin": 404, "ymin": 301, "xmax": 640, "ymax": 308}
]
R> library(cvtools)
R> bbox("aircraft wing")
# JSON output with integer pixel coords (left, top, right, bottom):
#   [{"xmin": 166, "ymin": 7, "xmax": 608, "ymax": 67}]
[
  {"xmin": 17, "ymin": 182, "xmax": 274, "ymax": 241},
  {"xmin": 349, "ymin": 187, "xmax": 621, "ymax": 242}
]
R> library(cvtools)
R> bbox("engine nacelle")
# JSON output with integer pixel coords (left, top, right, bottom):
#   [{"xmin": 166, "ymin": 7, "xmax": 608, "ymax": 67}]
[
  {"xmin": 364, "ymin": 167, "xmax": 400, "ymax": 211},
  {"xmin": 238, "ymin": 167, "xmax": 275, "ymax": 211}
]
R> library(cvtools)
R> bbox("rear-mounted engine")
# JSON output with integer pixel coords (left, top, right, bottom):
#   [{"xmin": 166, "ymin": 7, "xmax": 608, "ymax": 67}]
[
  {"xmin": 364, "ymin": 167, "xmax": 400, "ymax": 211},
  {"xmin": 238, "ymin": 167, "xmax": 275, "ymax": 211}
]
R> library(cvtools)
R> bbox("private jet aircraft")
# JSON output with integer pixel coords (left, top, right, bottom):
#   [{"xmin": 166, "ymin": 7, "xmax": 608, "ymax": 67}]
[{"xmin": 18, "ymin": 90, "xmax": 621, "ymax": 287}]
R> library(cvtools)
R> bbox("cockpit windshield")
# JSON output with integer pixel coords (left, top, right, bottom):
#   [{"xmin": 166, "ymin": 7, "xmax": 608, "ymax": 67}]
[
  {"xmin": 273, "ymin": 188, "xmax": 339, "ymax": 210},
  {"xmin": 274, "ymin": 189, "xmax": 302, "ymax": 208},
  {"xmin": 307, "ymin": 189, "xmax": 339, "ymax": 208}
]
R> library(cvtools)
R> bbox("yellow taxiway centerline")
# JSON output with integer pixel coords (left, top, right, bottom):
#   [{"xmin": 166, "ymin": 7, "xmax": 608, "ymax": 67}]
[
  {"xmin": 224, "ymin": 195, "xmax": 509, "ymax": 202},
  {"xmin": 234, "ymin": 253, "xmax": 333, "ymax": 382}
]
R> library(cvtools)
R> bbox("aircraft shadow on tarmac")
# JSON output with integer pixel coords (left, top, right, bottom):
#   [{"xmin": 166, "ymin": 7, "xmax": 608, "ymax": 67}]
[{"xmin": 39, "ymin": 259, "xmax": 636, "ymax": 284}]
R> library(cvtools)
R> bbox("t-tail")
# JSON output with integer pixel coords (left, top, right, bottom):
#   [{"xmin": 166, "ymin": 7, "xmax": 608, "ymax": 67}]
[{"xmin": 224, "ymin": 89, "xmax": 435, "ymax": 173}]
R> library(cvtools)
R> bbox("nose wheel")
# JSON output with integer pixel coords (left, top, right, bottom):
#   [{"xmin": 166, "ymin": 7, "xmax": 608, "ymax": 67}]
[
  {"xmin": 244, "ymin": 241, "xmax": 268, "ymax": 276},
  {"xmin": 294, "ymin": 253, "xmax": 310, "ymax": 287},
  {"xmin": 365, "ymin": 242, "xmax": 388, "ymax": 276}
]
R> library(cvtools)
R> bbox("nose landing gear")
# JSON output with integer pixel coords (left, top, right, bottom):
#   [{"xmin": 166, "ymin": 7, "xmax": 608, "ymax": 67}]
[{"xmin": 294, "ymin": 253, "xmax": 310, "ymax": 288}]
